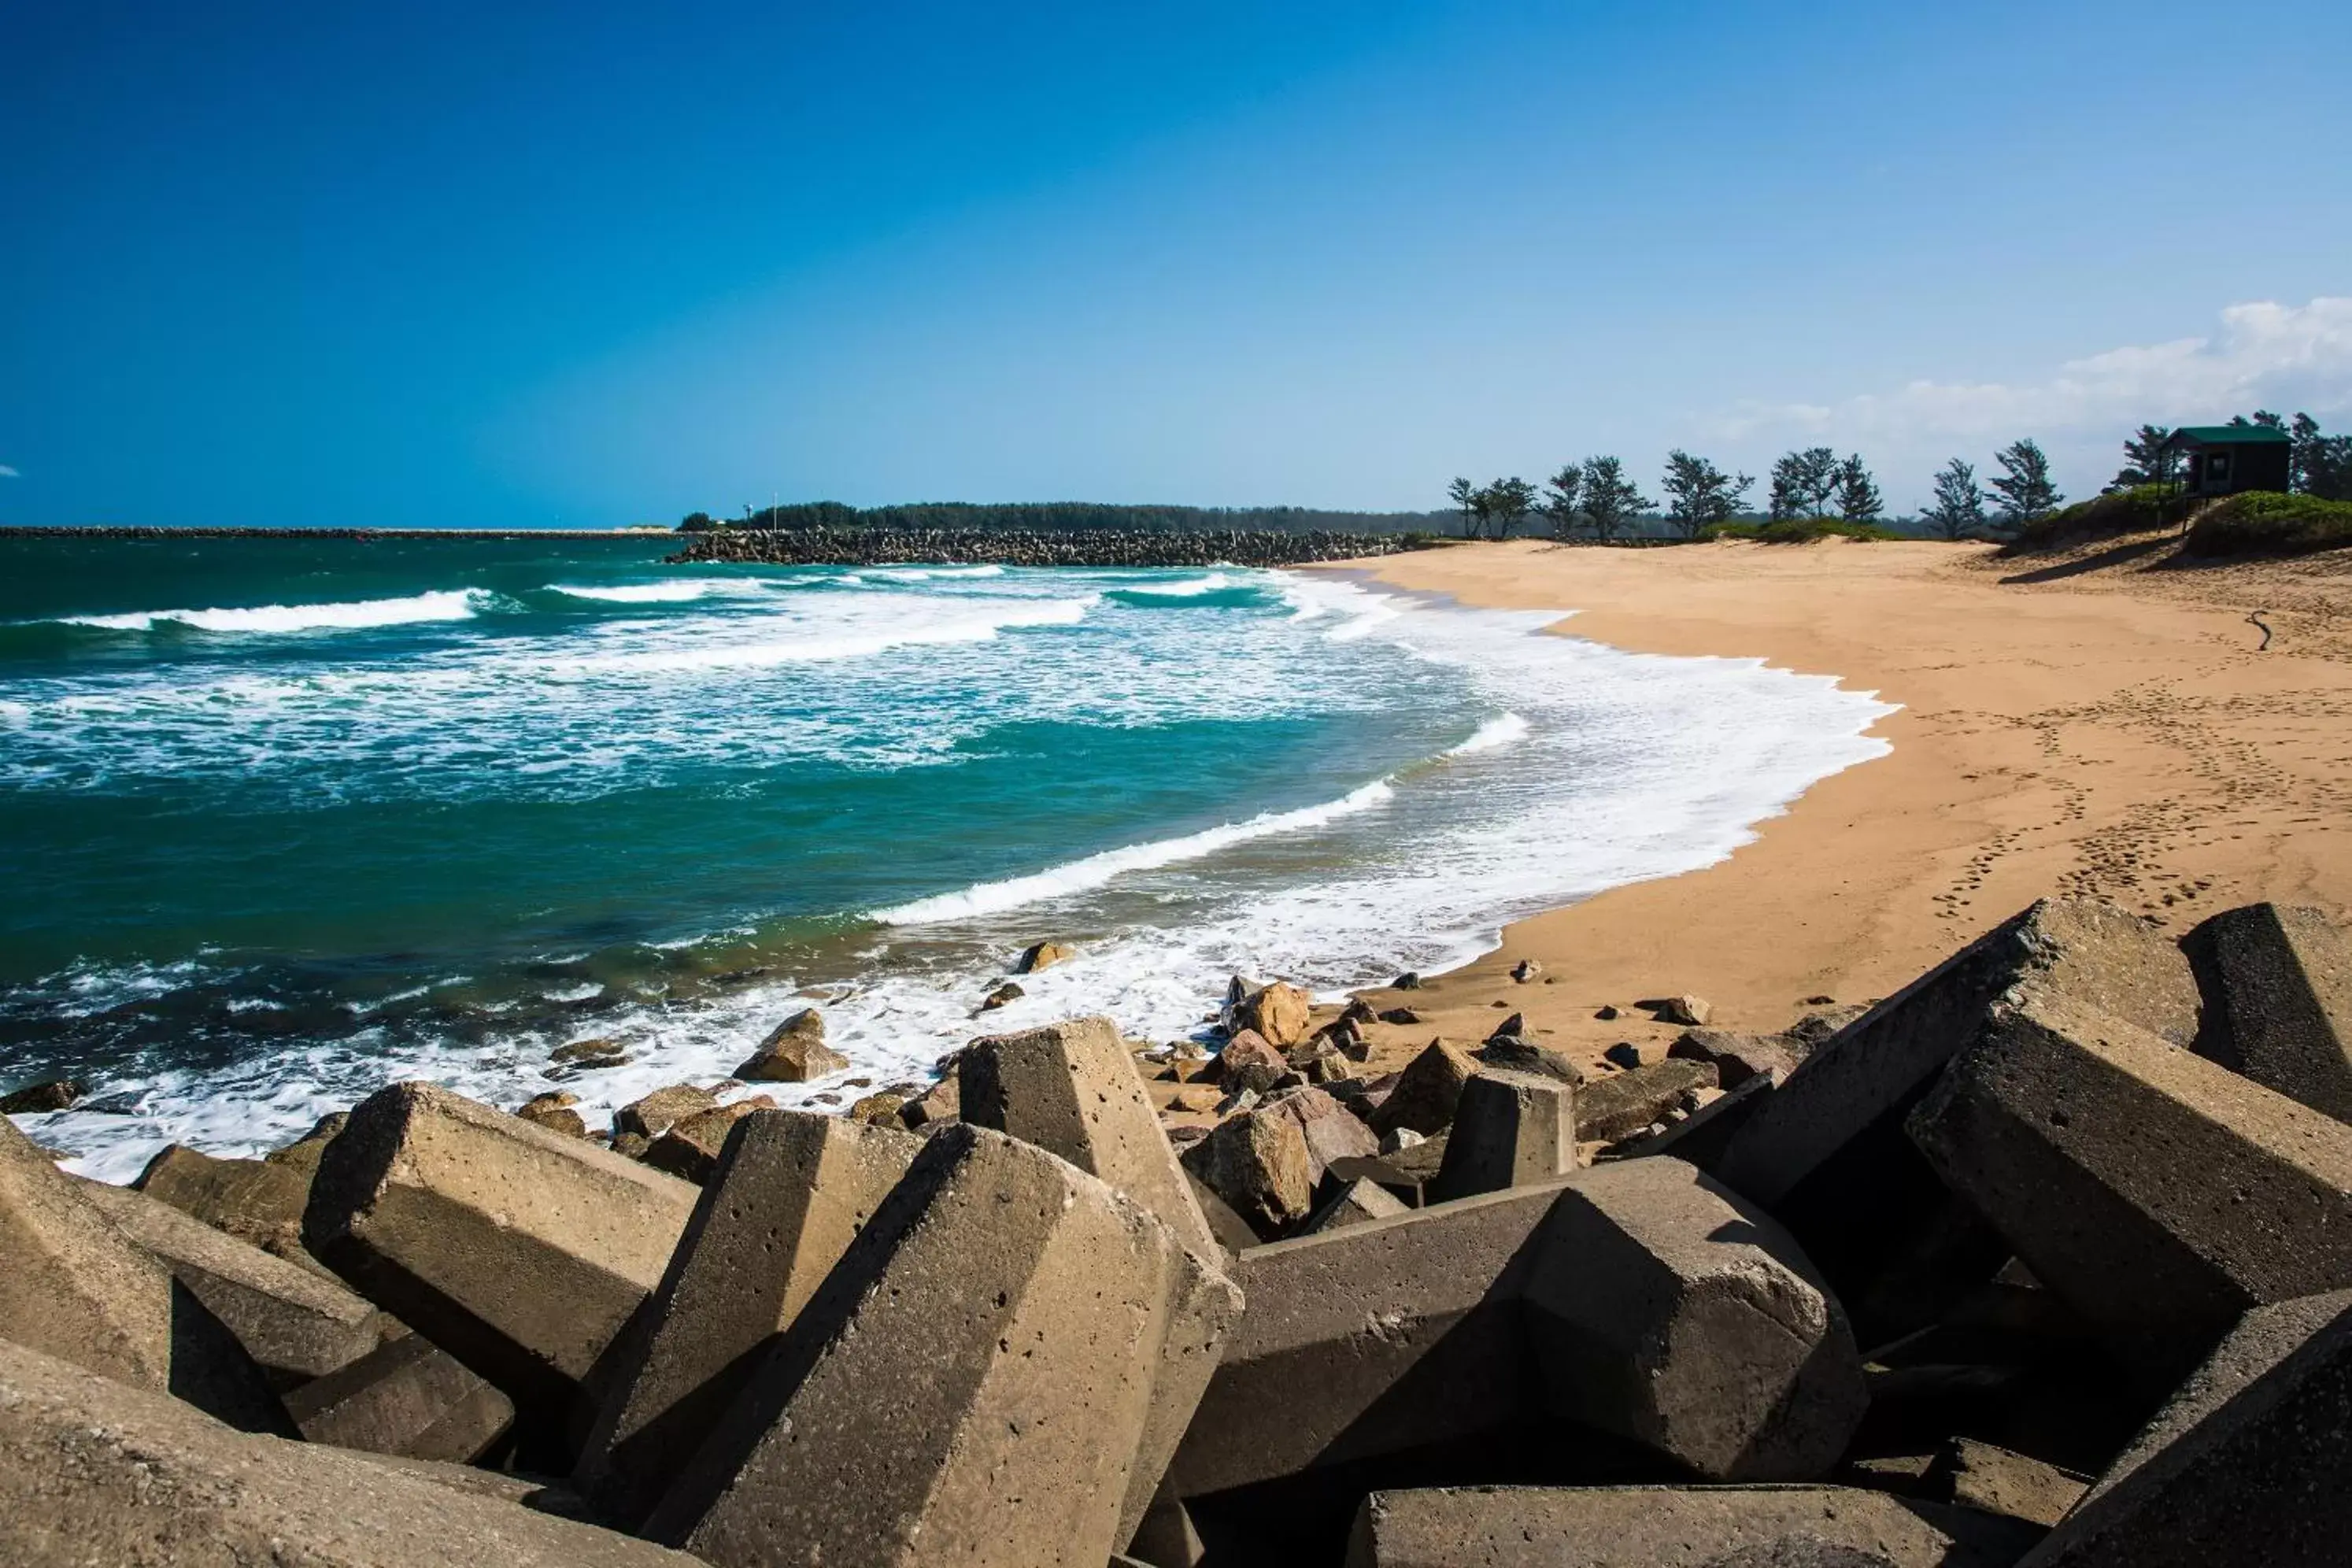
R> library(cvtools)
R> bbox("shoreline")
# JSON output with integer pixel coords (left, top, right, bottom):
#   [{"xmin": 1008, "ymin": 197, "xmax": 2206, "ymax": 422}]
[{"xmin": 1303, "ymin": 536, "xmax": 2352, "ymax": 1082}]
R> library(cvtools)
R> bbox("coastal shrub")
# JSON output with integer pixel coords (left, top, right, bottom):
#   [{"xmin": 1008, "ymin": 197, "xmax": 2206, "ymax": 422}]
[
  {"xmin": 2003, "ymin": 484, "xmax": 2178, "ymax": 553},
  {"xmin": 2182, "ymin": 491, "xmax": 2352, "ymax": 557},
  {"xmin": 1707, "ymin": 518, "xmax": 1901, "ymax": 544}
]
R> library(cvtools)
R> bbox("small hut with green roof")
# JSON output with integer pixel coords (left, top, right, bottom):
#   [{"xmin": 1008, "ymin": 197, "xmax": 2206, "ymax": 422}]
[{"xmin": 2162, "ymin": 423, "xmax": 2293, "ymax": 498}]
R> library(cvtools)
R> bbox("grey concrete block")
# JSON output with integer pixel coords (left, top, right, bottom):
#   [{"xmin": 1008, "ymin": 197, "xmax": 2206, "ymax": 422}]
[
  {"xmin": 1525, "ymin": 1159, "xmax": 1866, "ymax": 1480},
  {"xmin": 283, "ymin": 1331, "xmax": 516, "ymax": 1464},
  {"xmin": 573, "ymin": 1108, "xmax": 922, "ymax": 1529},
  {"xmin": 2183, "ymin": 902, "xmax": 2352, "ymax": 1122},
  {"xmin": 1300, "ymin": 1176, "xmax": 1411, "ymax": 1234},
  {"xmin": 643, "ymin": 1125, "xmax": 1238, "ymax": 1568},
  {"xmin": 301, "ymin": 1082, "xmax": 699, "ymax": 1457},
  {"xmin": 1346, "ymin": 1485, "xmax": 2043, "ymax": 1568},
  {"xmin": 2018, "ymin": 1289, "xmax": 2352, "ymax": 1566},
  {"xmin": 1575, "ymin": 1060, "xmax": 1715, "ymax": 1144},
  {"xmin": 1429, "ymin": 1070, "xmax": 1575, "ymax": 1202},
  {"xmin": 1908, "ymin": 992, "xmax": 2352, "ymax": 1357},
  {"xmin": 134, "ymin": 1141, "xmax": 329, "ymax": 1273},
  {"xmin": 0, "ymin": 1335, "xmax": 700, "ymax": 1568},
  {"xmin": 77, "ymin": 1175, "xmax": 390, "ymax": 1388}
]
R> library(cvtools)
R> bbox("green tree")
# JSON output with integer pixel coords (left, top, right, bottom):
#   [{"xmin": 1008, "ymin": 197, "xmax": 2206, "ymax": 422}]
[
  {"xmin": 1768, "ymin": 446, "xmax": 1840, "ymax": 519},
  {"xmin": 1480, "ymin": 477, "xmax": 1538, "ymax": 538},
  {"xmin": 677, "ymin": 510, "xmax": 719, "ymax": 532},
  {"xmin": 1541, "ymin": 464, "xmax": 1585, "ymax": 538},
  {"xmin": 1447, "ymin": 477, "xmax": 1481, "ymax": 538},
  {"xmin": 1659, "ymin": 449, "xmax": 1752, "ymax": 538},
  {"xmin": 2110, "ymin": 424, "xmax": 2174, "ymax": 490},
  {"xmin": 1988, "ymin": 438, "xmax": 2063, "ymax": 528},
  {"xmin": 1834, "ymin": 454, "xmax": 1884, "ymax": 524},
  {"xmin": 1921, "ymin": 458, "xmax": 1987, "ymax": 540},
  {"xmin": 2291, "ymin": 412, "xmax": 2352, "ymax": 501},
  {"xmin": 1580, "ymin": 457, "xmax": 1653, "ymax": 542}
]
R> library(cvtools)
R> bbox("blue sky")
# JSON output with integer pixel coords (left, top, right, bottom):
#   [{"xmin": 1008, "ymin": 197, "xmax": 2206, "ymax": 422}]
[{"xmin": 4, "ymin": 0, "xmax": 2347, "ymax": 525}]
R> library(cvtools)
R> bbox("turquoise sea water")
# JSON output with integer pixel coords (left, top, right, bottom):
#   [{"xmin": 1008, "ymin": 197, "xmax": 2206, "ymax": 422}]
[{"xmin": 0, "ymin": 533, "xmax": 1895, "ymax": 1178}]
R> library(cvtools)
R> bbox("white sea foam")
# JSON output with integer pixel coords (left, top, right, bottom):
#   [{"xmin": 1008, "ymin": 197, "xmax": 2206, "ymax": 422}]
[
  {"xmin": 562, "ymin": 593, "xmax": 1098, "ymax": 675},
  {"xmin": 868, "ymin": 564, "xmax": 1006, "ymax": 582},
  {"xmin": 876, "ymin": 778, "xmax": 1396, "ymax": 925},
  {"xmin": 1447, "ymin": 712, "xmax": 1529, "ymax": 755},
  {"xmin": 61, "ymin": 590, "xmax": 486, "ymax": 634},
  {"xmin": 1117, "ymin": 572, "xmax": 1230, "ymax": 597},
  {"xmin": 547, "ymin": 581, "xmax": 712, "ymax": 604}
]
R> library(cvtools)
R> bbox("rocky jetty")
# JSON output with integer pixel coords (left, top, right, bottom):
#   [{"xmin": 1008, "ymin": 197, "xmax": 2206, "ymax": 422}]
[
  {"xmin": 8, "ymin": 894, "xmax": 2352, "ymax": 1565},
  {"xmin": 668, "ymin": 526, "xmax": 1428, "ymax": 569}
]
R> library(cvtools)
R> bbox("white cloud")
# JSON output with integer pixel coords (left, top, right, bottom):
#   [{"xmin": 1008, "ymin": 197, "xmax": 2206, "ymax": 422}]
[
  {"xmin": 0, "ymin": 464, "xmax": 17, "ymax": 479},
  {"xmin": 1710, "ymin": 298, "xmax": 2352, "ymax": 504}
]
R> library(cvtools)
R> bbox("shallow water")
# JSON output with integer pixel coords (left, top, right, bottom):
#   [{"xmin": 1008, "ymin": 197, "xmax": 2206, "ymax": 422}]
[{"xmin": 0, "ymin": 534, "xmax": 1895, "ymax": 1178}]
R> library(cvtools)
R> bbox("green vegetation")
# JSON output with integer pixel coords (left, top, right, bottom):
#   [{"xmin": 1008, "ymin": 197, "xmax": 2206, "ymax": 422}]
[
  {"xmin": 2183, "ymin": 491, "xmax": 2352, "ymax": 557},
  {"xmin": 1661, "ymin": 450, "xmax": 1753, "ymax": 537},
  {"xmin": 683, "ymin": 501, "xmax": 1448, "ymax": 535},
  {"xmin": 2003, "ymin": 484, "xmax": 2178, "ymax": 552},
  {"xmin": 1921, "ymin": 459, "xmax": 1988, "ymax": 539},
  {"xmin": 1987, "ymin": 438, "xmax": 2063, "ymax": 530},
  {"xmin": 1707, "ymin": 517, "xmax": 1903, "ymax": 544}
]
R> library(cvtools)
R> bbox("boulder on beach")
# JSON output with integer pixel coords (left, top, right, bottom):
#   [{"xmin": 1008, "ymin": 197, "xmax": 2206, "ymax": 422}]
[
  {"xmin": 0, "ymin": 1078, "xmax": 83, "ymax": 1114},
  {"xmin": 734, "ymin": 1008, "xmax": 846, "ymax": 1082},
  {"xmin": 1231, "ymin": 980, "xmax": 1313, "ymax": 1048},
  {"xmin": 1015, "ymin": 939, "xmax": 1078, "ymax": 974}
]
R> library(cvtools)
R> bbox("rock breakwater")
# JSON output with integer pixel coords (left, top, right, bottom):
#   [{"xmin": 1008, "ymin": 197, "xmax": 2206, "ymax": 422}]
[{"xmin": 667, "ymin": 527, "xmax": 1429, "ymax": 568}]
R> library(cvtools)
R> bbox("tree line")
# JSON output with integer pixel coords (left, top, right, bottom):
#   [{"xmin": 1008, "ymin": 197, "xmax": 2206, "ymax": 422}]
[
  {"xmin": 2108, "ymin": 411, "xmax": 2352, "ymax": 500},
  {"xmin": 1446, "ymin": 438, "xmax": 2062, "ymax": 542}
]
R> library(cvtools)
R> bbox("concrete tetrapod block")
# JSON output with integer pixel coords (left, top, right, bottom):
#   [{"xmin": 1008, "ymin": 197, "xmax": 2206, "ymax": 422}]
[
  {"xmin": 301, "ymin": 1082, "xmax": 700, "ymax": 1460},
  {"xmin": 0, "ymin": 1336, "xmax": 701, "ymax": 1568},
  {"xmin": 1346, "ymin": 1485, "xmax": 2045, "ymax": 1568},
  {"xmin": 1429, "ymin": 1070, "xmax": 1574, "ymax": 1202},
  {"xmin": 77, "ymin": 1176, "xmax": 391, "ymax": 1389},
  {"xmin": 135, "ymin": 1141, "xmax": 327, "ymax": 1272},
  {"xmin": 283, "ymin": 1330, "xmax": 516, "ymax": 1463},
  {"xmin": 0, "ymin": 1116, "xmax": 290, "ymax": 1434},
  {"xmin": 1524, "ymin": 1159, "xmax": 1867, "ymax": 1481},
  {"xmin": 960, "ymin": 1014, "xmax": 1224, "ymax": 1262},
  {"xmin": 642, "ymin": 1123, "xmax": 1240, "ymax": 1568},
  {"xmin": 2016, "ymin": 1290, "xmax": 2352, "ymax": 1566},
  {"xmin": 1713, "ymin": 898, "xmax": 2200, "ymax": 1341},
  {"xmin": 1907, "ymin": 992, "xmax": 2352, "ymax": 1360},
  {"xmin": 2182, "ymin": 902, "xmax": 2352, "ymax": 1122},
  {"xmin": 573, "ymin": 1108, "xmax": 923, "ymax": 1529},
  {"xmin": 1169, "ymin": 1178, "xmax": 1575, "ymax": 1498}
]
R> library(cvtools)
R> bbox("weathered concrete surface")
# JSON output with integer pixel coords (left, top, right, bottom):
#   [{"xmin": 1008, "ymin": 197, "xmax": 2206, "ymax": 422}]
[
  {"xmin": 1301, "ymin": 1176, "xmax": 1411, "ymax": 1234},
  {"xmin": 2183, "ymin": 903, "xmax": 2352, "ymax": 1123},
  {"xmin": 1907, "ymin": 992, "xmax": 2352, "ymax": 1355},
  {"xmin": 1921, "ymin": 1437, "xmax": 2086, "ymax": 1529},
  {"xmin": 1346, "ymin": 1485, "xmax": 2043, "ymax": 1568},
  {"xmin": 960, "ymin": 1015, "xmax": 1223, "ymax": 1261},
  {"xmin": 1670, "ymin": 1029, "xmax": 1801, "ymax": 1089},
  {"xmin": 283, "ymin": 1331, "xmax": 516, "ymax": 1463},
  {"xmin": 1574, "ymin": 1060, "xmax": 1716, "ymax": 1144},
  {"xmin": 2017, "ymin": 1289, "xmax": 2352, "ymax": 1566},
  {"xmin": 1717, "ymin": 899, "xmax": 2201, "ymax": 1343},
  {"xmin": 77, "ymin": 1176, "xmax": 390, "ymax": 1388},
  {"xmin": 1429, "ymin": 1071, "xmax": 1574, "ymax": 1202},
  {"xmin": 301, "ymin": 1082, "xmax": 699, "ymax": 1454},
  {"xmin": 1525, "ymin": 1159, "xmax": 1867, "ymax": 1481},
  {"xmin": 1170, "ymin": 1180, "xmax": 1574, "ymax": 1497},
  {"xmin": 574, "ymin": 1108, "xmax": 923, "ymax": 1529},
  {"xmin": 134, "ymin": 1141, "xmax": 324, "ymax": 1270},
  {"xmin": 643, "ymin": 1125, "xmax": 1238, "ymax": 1568},
  {"xmin": 2, "ymin": 1117, "xmax": 289, "ymax": 1434},
  {"xmin": 0, "ymin": 1336, "xmax": 701, "ymax": 1568},
  {"xmin": 1631, "ymin": 1071, "xmax": 1778, "ymax": 1171}
]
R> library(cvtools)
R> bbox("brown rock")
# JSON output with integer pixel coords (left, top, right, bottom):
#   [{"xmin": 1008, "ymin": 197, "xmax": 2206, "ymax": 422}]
[
  {"xmin": 977, "ymin": 979, "xmax": 1024, "ymax": 1011},
  {"xmin": 0, "ymin": 1335, "xmax": 698, "ymax": 1567},
  {"xmin": 1300, "ymin": 1176, "xmax": 1411, "ymax": 1234},
  {"xmin": 734, "ymin": 1008, "xmax": 847, "ymax": 1082},
  {"xmin": 549, "ymin": 1037, "xmax": 632, "ymax": 1071},
  {"xmin": 575, "ymin": 1108, "xmax": 922, "ymax": 1529},
  {"xmin": 515, "ymin": 1093, "xmax": 589, "ymax": 1139},
  {"xmin": 1232, "ymin": 981, "xmax": 1313, "ymax": 1048},
  {"xmin": 1015, "ymin": 939, "xmax": 1078, "ymax": 973},
  {"xmin": 897, "ymin": 1074, "xmax": 959, "ymax": 1129},
  {"xmin": 1259, "ymin": 1085, "xmax": 1381, "ymax": 1186},
  {"xmin": 1, "ymin": 1078, "xmax": 82, "ymax": 1114},
  {"xmin": 1474, "ymin": 1036, "xmax": 1585, "ymax": 1084},
  {"xmin": 1377, "ymin": 1007, "xmax": 1422, "ymax": 1025},
  {"xmin": 1180, "ymin": 1105, "xmax": 1316, "ymax": 1235},
  {"xmin": 1655, "ymin": 994, "xmax": 1711, "ymax": 1026},
  {"xmin": 1211, "ymin": 1028, "xmax": 1289, "ymax": 1094},
  {"xmin": 1368, "ymin": 1038, "xmax": 1481, "ymax": 1139},
  {"xmin": 640, "ymin": 1099, "xmax": 773, "ymax": 1184},
  {"xmin": 1573, "ymin": 1059, "xmax": 1716, "ymax": 1143},
  {"xmin": 615, "ymin": 1084, "xmax": 719, "ymax": 1141}
]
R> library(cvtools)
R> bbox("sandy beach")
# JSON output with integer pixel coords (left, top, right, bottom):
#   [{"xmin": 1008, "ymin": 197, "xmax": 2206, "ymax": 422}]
[{"xmin": 1311, "ymin": 535, "xmax": 2352, "ymax": 1078}]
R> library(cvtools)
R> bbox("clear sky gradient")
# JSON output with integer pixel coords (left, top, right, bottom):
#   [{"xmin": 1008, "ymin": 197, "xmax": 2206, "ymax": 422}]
[{"xmin": 5, "ymin": 1, "xmax": 2348, "ymax": 525}]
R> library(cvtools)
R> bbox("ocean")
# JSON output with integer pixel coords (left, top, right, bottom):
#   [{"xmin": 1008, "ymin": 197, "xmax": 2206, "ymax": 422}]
[{"xmin": 0, "ymin": 532, "xmax": 1895, "ymax": 1179}]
